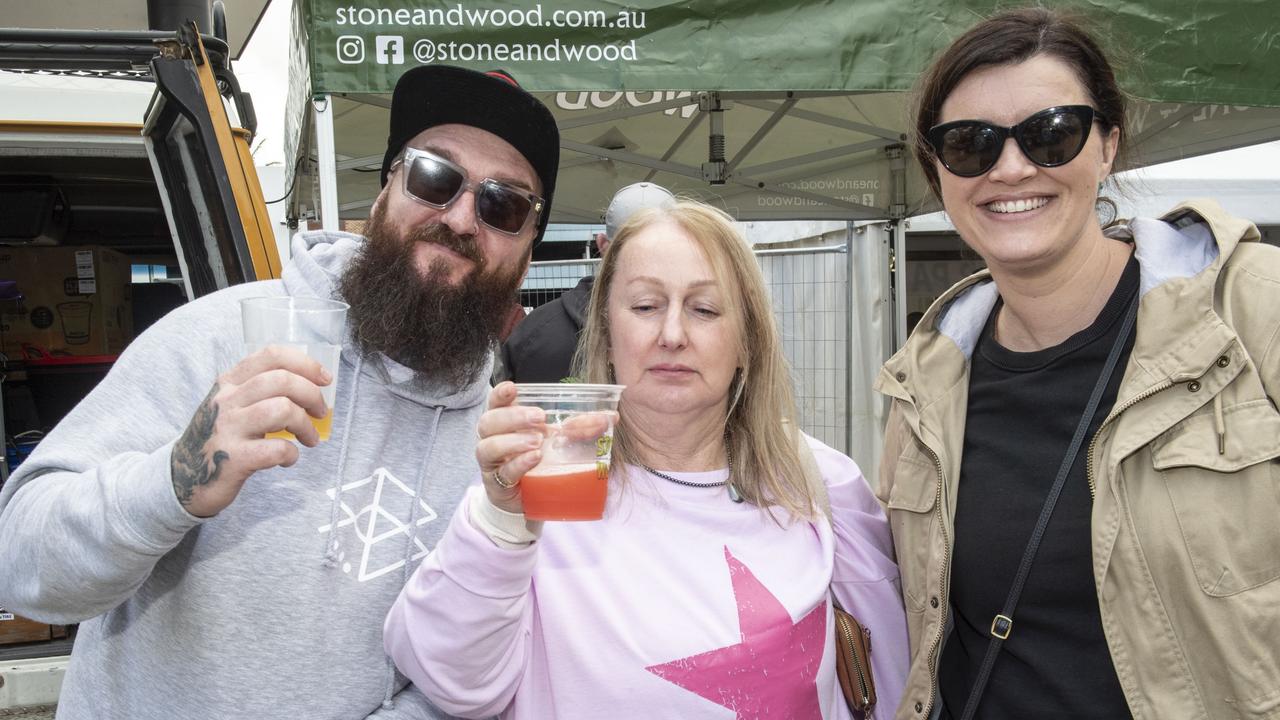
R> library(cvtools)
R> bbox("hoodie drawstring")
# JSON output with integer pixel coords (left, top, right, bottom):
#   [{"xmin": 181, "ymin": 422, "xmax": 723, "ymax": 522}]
[
  {"xmin": 381, "ymin": 404, "xmax": 445, "ymax": 710},
  {"xmin": 323, "ymin": 354, "xmax": 365, "ymax": 568}
]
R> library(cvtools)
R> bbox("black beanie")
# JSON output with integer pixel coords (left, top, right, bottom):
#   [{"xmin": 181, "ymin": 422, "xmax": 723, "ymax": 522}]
[{"xmin": 380, "ymin": 66, "xmax": 560, "ymax": 244}]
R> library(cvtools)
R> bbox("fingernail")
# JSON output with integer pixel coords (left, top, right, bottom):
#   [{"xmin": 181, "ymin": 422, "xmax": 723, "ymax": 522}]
[
  {"xmin": 524, "ymin": 434, "xmax": 543, "ymax": 448},
  {"xmin": 525, "ymin": 408, "xmax": 545, "ymax": 422},
  {"xmin": 320, "ymin": 367, "xmax": 333, "ymax": 383}
]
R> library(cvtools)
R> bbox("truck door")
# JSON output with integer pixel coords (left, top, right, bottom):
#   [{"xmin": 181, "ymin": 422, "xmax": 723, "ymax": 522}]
[{"xmin": 144, "ymin": 22, "xmax": 280, "ymax": 299}]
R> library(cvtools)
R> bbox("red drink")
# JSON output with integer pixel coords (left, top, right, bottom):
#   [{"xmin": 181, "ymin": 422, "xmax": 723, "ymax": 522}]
[{"xmin": 520, "ymin": 462, "xmax": 608, "ymax": 521}]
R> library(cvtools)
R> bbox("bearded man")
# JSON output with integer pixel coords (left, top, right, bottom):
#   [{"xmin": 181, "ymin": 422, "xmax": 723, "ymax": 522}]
[{"xmin": 0, "ymin": 66, "xmax": 558, "ymax": 720}]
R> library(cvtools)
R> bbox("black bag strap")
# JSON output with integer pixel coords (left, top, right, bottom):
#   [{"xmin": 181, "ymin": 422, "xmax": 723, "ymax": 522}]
[{"xmin": 959, "ymin": 293, "xmax": 1139, "ymax": 720}]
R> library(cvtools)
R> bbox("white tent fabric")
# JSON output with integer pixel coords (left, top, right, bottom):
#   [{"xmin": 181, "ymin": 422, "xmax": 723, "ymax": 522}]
[
  {"xmin": 1115, "ymin": 140, "xmax": 1280, "ymax": 224},
  {"xmin": 0, "ymin": 72, "xmax": 153, "ymax": 123}
]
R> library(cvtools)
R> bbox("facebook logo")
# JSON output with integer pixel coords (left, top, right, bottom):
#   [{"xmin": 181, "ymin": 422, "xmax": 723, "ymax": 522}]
[{"xmin": 375, "ymin": 35, "xmax": 404, "ymax": 65}]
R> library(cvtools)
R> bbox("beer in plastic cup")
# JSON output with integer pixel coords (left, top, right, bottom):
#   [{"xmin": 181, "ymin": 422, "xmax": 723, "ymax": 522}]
[
  {"xmin": 240, "ymin": 296, "xmax": 348, "ymax": 442},
  {"xmin": 514, "ymin": 383, "xmax": 624, "ymax": 521}
]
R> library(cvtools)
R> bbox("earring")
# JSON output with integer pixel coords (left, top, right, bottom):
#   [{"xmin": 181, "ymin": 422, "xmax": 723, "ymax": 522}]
[{"xmin": 1095, "ymin": 196, "xmax": 1118, "ymax": 227}]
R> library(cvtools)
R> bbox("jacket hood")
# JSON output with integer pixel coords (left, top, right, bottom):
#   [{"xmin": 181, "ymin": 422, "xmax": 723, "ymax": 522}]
[{"xmin": 280, "ymin": 229, "xmax": 492, "ymax": 411}]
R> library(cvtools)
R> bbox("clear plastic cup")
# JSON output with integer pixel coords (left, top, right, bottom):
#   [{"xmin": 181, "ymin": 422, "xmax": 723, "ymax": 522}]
[
  {"xmin": 241, "ymin": 296, "xmax": 349, "ymax": 442},
  {"xmin": 514, "ymin": 383, "xmax": 625, "ymax": 521}
]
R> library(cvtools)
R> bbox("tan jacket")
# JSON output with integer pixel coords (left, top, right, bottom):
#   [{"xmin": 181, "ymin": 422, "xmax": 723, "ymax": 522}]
[{"xmin": 875, "ymin": 200, "xmax": 1280, "ymax": 720}]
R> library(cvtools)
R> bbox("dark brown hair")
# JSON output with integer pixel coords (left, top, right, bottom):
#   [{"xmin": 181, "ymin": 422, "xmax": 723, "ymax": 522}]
[{"xmin": 912, "ymin": 6, "xmax": 1127, "ymax": 200}]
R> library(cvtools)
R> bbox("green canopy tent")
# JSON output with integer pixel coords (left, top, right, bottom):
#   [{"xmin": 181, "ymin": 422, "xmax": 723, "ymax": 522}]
[
  {"xmin": 280, "ymin": 0, "xmax": 1280, "ymax": 467},
  {"xmin": 283, "ymin": 0, "xmax": 1280, "ymax": 228}
]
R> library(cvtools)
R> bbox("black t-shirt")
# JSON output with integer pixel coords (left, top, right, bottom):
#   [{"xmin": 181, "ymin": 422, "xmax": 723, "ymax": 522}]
[{"xmin": 938, "ymin": 255, "xmax": 1138, "ymax": 720}]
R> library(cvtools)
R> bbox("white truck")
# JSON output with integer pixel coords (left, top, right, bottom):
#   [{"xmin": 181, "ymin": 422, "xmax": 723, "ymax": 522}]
[{"xmin": 0, "ymin": 1, "xmax": 275, "ymax": 709}]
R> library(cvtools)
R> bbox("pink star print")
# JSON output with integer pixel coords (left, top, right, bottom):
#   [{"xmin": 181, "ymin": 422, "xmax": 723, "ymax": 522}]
[{"xmin": 646, "ymin": 547, "xmax": 827, "ymax": 719}]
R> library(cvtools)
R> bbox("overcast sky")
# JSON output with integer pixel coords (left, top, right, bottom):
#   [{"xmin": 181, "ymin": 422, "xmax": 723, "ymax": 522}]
[
  {"xmin": 232, "ymin": 0, "xmax": 291, "ymax": 166},
  {"xmin": 231, "ymin": 0, "xmax": 1280, "ymax": 180}
]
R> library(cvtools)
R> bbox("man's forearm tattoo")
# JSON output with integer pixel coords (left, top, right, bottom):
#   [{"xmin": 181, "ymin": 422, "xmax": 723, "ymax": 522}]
[{"xmin": 171, "ymin": 384, "xmax": 231, "ymax": 506}]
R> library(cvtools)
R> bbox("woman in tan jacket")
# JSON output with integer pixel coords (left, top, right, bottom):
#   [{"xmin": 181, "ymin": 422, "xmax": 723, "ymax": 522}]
[{"xmin": 876, "ymin": 7, "xmax": 1280, "ymax": 720}]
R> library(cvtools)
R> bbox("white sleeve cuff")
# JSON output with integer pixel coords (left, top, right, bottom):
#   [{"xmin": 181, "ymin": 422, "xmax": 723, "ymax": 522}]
[{"xmin": 468, "ymin": 489, "xmax": 543, "ymax": 549}]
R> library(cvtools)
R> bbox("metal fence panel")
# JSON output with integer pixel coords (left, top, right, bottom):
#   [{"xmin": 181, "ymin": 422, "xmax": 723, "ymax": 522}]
[
  {"xmin": 520, "ymin": 259, "xmax": 597, "ymax": 309},
  {"xmin": 758, "ymin": 247, "xmax": 849, "ymax": 454}
]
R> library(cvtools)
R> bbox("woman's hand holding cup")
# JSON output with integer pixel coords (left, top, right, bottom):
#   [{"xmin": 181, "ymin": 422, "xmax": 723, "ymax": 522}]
[
  {"xmin": 476, "ymin": 382, "xmax": 547, "ymax": 514},
  {"xmin": 476, "ymin": 382, "xmax": 620, "ymax": 518}
]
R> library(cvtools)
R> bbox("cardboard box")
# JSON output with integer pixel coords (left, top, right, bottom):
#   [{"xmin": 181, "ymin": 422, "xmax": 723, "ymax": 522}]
[
  {"xmin": 0, "ymin": 245, "xmax": 133, "ymax": 358},
  {"xmin": 0, "ymin": 608, "xmax": 68, "ymax": 646}
]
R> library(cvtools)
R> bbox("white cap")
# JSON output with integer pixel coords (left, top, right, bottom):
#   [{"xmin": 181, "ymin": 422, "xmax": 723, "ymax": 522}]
[{"xmin": 604, "ymin": 182, "xmax": 676, "ymax": 240}]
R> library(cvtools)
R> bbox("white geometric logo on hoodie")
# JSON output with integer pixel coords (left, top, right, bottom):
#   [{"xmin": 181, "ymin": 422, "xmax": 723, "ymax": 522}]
[{"xmin": 317, "ymin": 467, "xmax": 438, "ymax": 582}]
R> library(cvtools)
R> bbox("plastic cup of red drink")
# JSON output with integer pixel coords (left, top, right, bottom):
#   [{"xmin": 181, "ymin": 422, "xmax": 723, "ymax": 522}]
[{"xmin": 513, "ymin": 383, "xmax": 624, "ymax": 521}]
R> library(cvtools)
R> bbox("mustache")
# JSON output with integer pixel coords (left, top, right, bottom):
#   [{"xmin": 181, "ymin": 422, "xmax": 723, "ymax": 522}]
[{"xmin": 408, "ymin": 224, "xmax": 484, "ymax": 266}]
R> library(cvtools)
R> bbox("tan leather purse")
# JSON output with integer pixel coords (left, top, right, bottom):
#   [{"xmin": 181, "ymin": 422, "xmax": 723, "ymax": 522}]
[{"xmin": 833, "ymin": 599, "xmax": 876, "ymax": 717}]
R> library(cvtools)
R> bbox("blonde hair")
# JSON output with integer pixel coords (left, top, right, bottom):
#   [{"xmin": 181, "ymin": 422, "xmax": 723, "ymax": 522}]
[{"xmin": 574, "ymin": 199, "xmax": 815, "ymax": 519}]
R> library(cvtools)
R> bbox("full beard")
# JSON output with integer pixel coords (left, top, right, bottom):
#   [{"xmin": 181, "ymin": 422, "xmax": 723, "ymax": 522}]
[{"xmin": 338, "ymin": 202, "xmax": 525, "ymax": 390}]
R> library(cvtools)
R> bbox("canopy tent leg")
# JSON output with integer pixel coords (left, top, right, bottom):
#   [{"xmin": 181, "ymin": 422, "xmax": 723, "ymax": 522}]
[
  {"xmin": 845, "ymin": 221, "xmax": 856, "ymax": 459},
  {"xmin": 888, "ymin": 144, "xmax": 908, "ymax": 349},
  {"xmin": 314, "ymin": 94, "xmax": 339, "ymax": 230},
  {"xmin": 892, "ymin": 219, "xmax": 907, "ymax": 350}
]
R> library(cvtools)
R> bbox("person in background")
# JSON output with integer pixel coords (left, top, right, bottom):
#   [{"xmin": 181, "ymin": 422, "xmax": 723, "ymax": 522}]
[
  {"xmin": 495, "ymin": 181, "xmax": 675, "ymax": 383},
  {"xmin": 385, "ymin": 198, "xmax": 909, "ymax": 719},
  {"xmin": 876, "ymin": 8, "xmax": 1280, "ymax": 719},
  {"xmin": 0, "ymin": 65, "xmax": 559, "ymax": 719}
]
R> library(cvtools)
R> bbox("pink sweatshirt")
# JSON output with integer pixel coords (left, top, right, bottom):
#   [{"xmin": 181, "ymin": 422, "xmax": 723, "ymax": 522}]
[{"xmin": 385, "ymin": 436, "xmax": 909, "ymax": 719}]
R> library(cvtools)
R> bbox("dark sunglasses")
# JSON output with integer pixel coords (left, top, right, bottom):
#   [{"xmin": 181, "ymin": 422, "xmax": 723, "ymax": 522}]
[
  {"xmin": 926, "ymin": 105, "xmax": 1106, "ymax": 178},
  {"xmin": 391, "ymin": 147, "xmax": 544, "ymax": 236}
]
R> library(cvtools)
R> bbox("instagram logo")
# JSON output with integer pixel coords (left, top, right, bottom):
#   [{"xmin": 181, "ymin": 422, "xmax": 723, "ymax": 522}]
[
  {"xmin": 375, "ymin": 35, "xmax": 405, "ymax": 65},
  {"xmin": 336, "ymin": 35, "xmax": 365, "ymax": 64}
]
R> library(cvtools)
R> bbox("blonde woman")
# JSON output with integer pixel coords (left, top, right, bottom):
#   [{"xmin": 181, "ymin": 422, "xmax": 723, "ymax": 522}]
[{"xmin": 385, "ymin": 199, "xmax": 909, "ymax": 718}]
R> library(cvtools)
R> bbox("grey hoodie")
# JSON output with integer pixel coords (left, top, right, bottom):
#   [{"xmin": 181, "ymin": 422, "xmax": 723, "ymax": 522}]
[{"xmin": 0, "ymin": 231, "xmax": 483, "ymax": 719}]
